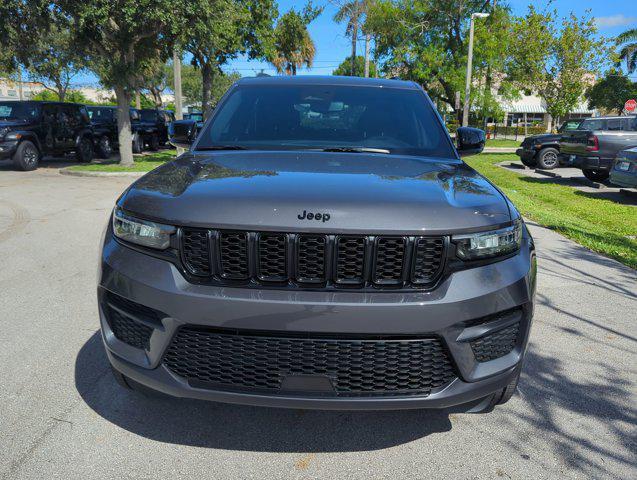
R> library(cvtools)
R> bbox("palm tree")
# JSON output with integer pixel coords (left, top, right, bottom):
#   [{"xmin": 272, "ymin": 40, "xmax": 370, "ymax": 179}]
[
  {"xmin": 333, "ymin": 1, "xmax": 367, "ymax": 76},
  {"xmin": 270, "ymin": 7, "xmax": 319, "ymax": 75},
  {"xmin": 617, "ymin": 28, "xmax": 637, "ymax": 73}
]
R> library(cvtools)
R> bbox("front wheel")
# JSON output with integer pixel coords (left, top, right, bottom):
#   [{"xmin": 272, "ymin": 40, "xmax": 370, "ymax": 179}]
[
  {"xmin": 75, "ymin": 137, "xmax": 94, "ymax": 163},
  {"xmin": 148, "ymin": 134, "xmax": 159, "ymax": 151},
  {"xmin": 12, "ymin": 140, "xmax": 41, "ymax": 171},
  {"xmin": 582, "ymin": 169, "xmax": 609, "ymax": 182},
  {"xmin": 132, "ymin": 134, "xmax": 143, "ymax": 154},
  {"xmin": 475, "ymin": 371, "xmax": 520, "ymax": 413},
  {"xmin": 537, "ymin": 147, "xmax": 559, "ymax": 170},
  {"xmin": 520, "ymin": 155, "xmax": 537, "ymax": 168},
  {"xmin": 96, "ymin": 135, "xmax": 113, "ymax": 159}
]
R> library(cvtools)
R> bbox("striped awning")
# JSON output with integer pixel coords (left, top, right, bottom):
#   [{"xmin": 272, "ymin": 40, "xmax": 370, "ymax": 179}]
[{"xmin": 500, "ymin": 94, "xmax": 595, "ymax": 114}]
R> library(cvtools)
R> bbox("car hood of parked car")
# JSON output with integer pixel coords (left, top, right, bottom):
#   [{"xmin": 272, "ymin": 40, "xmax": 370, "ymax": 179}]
[{"xmin": 119, "ymin": 151, "xmax": 512, "ymax": 235}]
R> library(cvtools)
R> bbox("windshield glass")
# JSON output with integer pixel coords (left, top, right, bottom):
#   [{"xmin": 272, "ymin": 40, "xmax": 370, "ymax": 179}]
[
  {"xmin": 580, "ymin": 118, "xmax": 606, "ymax": 130},
  {"xmin": 0, "ymin": 102, "xmax": 40, "ymax": 121},
  {"xmin": 140, "ymin": 110, "xmax": 157, "ymax": 123},
  {"xmin": 185, "ymin": 113, "xmax": 203, "ymax": 122},
  {"xmin": 196, "ymin": 84, "xmax": 454, "ymax": 157},
  {"xmin": 86, "ymin": 107, "xmax": 113, "ymax": 121}
]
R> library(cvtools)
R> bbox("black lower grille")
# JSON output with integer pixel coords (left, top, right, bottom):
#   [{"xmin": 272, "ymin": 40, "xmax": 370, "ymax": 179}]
[
  {"xmin": 103, "ymin": 291, "xmax": 163, "ymax": 350},
  {"xmin": 179, "ymin": 228, "xmax": 446, "ymax": 290},
  {"xmin": 163, "ymin": 327, "xmax": 457, "ymax": 397},
  {"xmin": 470, "ymin": 322, "xmax": 520, "ymax": 362}
]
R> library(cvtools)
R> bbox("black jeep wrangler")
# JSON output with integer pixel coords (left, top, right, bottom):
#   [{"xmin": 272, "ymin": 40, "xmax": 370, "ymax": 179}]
[
  {"xmin": 137, "ymin": 109, "xmax": 175, "ymax": 150},
  {"xmin": 86, "ymin": 106, "xmax": 150, "ymax": 157},
  {"xmin": 0, "ymin": 101, "xmax": 94, "ymax": 170},
  {"xmin": 515, "ymin": 119, "xmax": 584, "ymax": 169}
]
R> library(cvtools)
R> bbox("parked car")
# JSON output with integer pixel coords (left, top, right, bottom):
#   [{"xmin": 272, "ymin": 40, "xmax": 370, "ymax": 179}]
[
  {"xmin": 168, "ymin": 112, "xmax": 205, "ymax": 148},
  {"xmin": 86, "ymin": 105, "xmax": 148, "ymax": 156},
  {"xmin": 559, "ymin": 115, "xmax": 637, "ymax": 182},
  {"xmin": 609, "ymin": 147, "xmax": 637, "ymax": 189},
  {"xmin": 515, "ymin": 119, "xmax": 584, "ymax": 169},
  {"xmin": 0, "ymin": 100, "xmax": 93, "ymax": 170},
  {"xmin": 137, "ymin": 108, "xmax": 175, "ymax": 149},
  {"xmin": 101, "ymin": 76, "xmax": 536, "ymax": 414}
]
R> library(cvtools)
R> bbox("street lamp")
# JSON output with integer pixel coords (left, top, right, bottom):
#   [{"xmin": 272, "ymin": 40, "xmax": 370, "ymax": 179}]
[{"xmin": 462, "ymin": 12, "xmax": 490, "ymax": 127}]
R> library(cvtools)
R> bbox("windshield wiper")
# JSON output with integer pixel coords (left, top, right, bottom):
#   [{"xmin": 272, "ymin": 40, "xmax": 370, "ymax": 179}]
[
  {"xmin": 320, "ymin": 146, "xmax": 390, "ymax": 154},
  {"xmin": 195, "ymin": 145, "xmax": 248, "ymax": 151}
]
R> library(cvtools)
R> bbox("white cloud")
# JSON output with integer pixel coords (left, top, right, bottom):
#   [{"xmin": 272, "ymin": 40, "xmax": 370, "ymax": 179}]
[{"xmin": 594, "ymin": 14, "xmax": 637, "ymax": 28}]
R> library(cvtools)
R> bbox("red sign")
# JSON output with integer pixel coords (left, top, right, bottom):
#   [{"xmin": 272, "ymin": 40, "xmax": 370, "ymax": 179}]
[{"xmin": 625, "ymin": 99, "xmax": 637, "ymax": 112}]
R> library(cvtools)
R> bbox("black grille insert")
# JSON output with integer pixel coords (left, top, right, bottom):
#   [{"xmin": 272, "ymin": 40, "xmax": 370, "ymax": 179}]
[
  {"xmin": 179, "ymin": 228, "xmax": 446, "ymax": 290},
  {"xmin": 470, "ymin": 322, "xmax": 520, "ymax": 362},
  {"xmin": 163, "ymin": 327, "xmax": 457, "ymax": 397},
  {"xmin": 103, "ymin": 292, "xmax": 162, "ymax": 350}
]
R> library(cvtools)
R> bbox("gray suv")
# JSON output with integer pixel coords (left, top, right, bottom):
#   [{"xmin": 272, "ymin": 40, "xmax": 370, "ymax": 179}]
[{"xmin": 99, "ymin": 76, "xmax": 536, "ymax": 413}]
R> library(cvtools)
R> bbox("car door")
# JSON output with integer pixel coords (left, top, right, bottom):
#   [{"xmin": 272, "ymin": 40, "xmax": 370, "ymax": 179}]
[{"xmin": 55, "ymin": 105, "xmax": 76, "ymax": 150}]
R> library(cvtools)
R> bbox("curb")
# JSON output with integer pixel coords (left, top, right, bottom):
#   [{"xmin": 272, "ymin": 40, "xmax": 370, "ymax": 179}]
[
  {"xmin": 482, "ymin": 147, "xmax": 518, "ymax": 153},
  {"xmin": 59, "ymin": 167, "xmax": 145, "ymax": 178}
]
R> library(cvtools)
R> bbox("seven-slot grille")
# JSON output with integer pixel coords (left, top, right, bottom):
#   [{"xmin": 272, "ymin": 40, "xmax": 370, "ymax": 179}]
[
  {"xmin": 162, "ymin": 327, "xmax": 457, "ymax": 397},
  {"xmin": 180, "ymin": 228, "xmax": 446, "ymax": 290}
]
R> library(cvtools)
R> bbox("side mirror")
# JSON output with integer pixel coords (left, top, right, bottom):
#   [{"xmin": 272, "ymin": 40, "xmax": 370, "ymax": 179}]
[
  {"xmin": 129, "ymin": 109, "xmax": 140, "ymax": 122},
  {"xmin": 456, "ymin": 126, "xmax": 485, "ymax": 157},
  {"xmin": 169, "ymin": 120, "xmax": 196, "ymax": 149}
]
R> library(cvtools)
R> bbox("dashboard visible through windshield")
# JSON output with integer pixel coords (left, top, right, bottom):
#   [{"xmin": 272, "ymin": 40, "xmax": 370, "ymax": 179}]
[{"xmin": 196, "ymin": 84, "xmax": 455, "ymax": 158}]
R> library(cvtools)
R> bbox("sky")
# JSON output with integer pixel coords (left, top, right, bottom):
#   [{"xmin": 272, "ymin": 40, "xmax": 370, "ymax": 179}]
[{"xmin": 71, "ymin": 0, "xmax": 637, "ymax": 88}]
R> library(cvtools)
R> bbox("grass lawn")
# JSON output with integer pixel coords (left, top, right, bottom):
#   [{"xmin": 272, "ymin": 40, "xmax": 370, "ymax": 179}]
[
  {"xmin": 66, "ymin": 150, "xmax": 176, "ymax": 172},
  {"xmin": 485, "ymin": 138, "xmax": 521, "ymax": 148},
  {"xmin": 466, "ymin": 153, "xmax": 637, "ymax": 269}
]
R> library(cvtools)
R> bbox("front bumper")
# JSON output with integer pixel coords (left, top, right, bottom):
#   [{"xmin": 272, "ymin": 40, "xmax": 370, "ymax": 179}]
[
  {"xmin": 0, "ymin": 140, "xmax": 19, "ymax": 159},
  {"xmin": 98, "ymin": 228, "xmax": 536, "ymax": 410},
  {"xmin": 515, "ymin": 148, "xmax": 536, "ymax": 161}
]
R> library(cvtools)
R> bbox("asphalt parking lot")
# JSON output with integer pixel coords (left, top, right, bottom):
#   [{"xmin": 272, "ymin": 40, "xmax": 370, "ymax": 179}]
[{"xmin": 1, "ymin": 162, "xmax": 635, "ymax": 480}]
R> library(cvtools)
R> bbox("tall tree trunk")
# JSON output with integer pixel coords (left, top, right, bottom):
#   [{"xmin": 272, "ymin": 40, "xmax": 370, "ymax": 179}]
[
  {"xmin": 115, "ymin": 86, "xmax": 134, "ymax": 167},
  {"xmin": 202, "ymin": 62, "xmax": 213, "ymax": 119},
  {"xmin": 364, "ymin": 33, "xmax": 370, "ymax": 78},
  {"xmin": 351, "ymin": 19, "xmax": 358, "ymax": 76},
  {"xmin": 135, "ymin": 91, "xmax": 141, "ymax": 109}
]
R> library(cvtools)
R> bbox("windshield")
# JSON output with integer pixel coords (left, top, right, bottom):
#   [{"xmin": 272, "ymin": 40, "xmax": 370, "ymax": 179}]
[
  {"xmin": 0, "ymin": 102, "xmax": 40, "ymax": 121},
  {"xmin": 196, "ymin": 84, "xmax": 454, "ymax": 158},
  {"xmin": 559, "ymin": 120, "xmax": 582, "ymax": 132},
  {"xmin": 580, "ymin": 118, "xmax": 606, "ymax": 130},
  {"xmin": 87, "ymin": 107, "xmax": 113, "ymax": 121},
  {"xmin": 185, "ymin": 113, "xmax": 203, "ymax": 122},
  {"xmin": 140, "ymin": 110, "xmax": 158, "ymax": 123}
]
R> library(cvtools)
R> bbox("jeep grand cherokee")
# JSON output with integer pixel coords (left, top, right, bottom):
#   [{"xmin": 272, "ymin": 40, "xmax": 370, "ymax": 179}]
[{"xmin": 99, "ymin": 76, "xmax": 536, "ymax": 412}]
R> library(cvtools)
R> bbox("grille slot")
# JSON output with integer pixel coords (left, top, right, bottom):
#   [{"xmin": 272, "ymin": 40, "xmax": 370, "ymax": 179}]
[
  {"xmin": 103, "ymin": 292, "xmax": 161, "ymax": 350},
  {"xmin": 219, "ymin": 232, "xmax": 249, "ymax": 279},
  {"xmin": 181, "ymin": 228, "xmax": 211, "ymax": 276},
  {"xmin": 163, "ymin": 327, "xmax": 457, "ymax": 397},
  {"xmin": 470, "ymin": 322, "xmax": 520, "ymax": 362},
  {"xmin": 257, "ymin": 233, "xmax": 287, "ymax": 281},
  {"xmin": 179, "ymin": 228, "xmax": 446, "ymax": 290},
  {"xmin": 335, "ymin": 236, "xmax": 366, "ymax": 285},
  {"xmin": 412, "ymin": 237, "xmax": 445, "ymax": 285},
  {"xmin": 296, "ymin": 235, "xmax": 327, "ymax": 283},
  {"xmin": 373, "ymin": 237, "xmax": 406, "ymax": 285}
]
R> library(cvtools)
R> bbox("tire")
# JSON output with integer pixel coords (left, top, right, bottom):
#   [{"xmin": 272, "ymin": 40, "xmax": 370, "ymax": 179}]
[
  {"xmin": 520, "ymin": 156, "xmax": 537, "ymax": 168},
  {"xmin": 132, "ymin": 134, "xmax": 143, "ymax": 154},
  {"xmin": 110, "ymin": 365, "xmax": 133, "ymax": 390},
  {"xmin": 474, "ymin": 371, "xmax": 520, "ymax": 413},
  {"xmin": 149, "ymin": 134, "xmax": 159, "ymax": 151},
  {"xmin": 96, "ymin": 135, "xmax": 113, "ymax": 159},
  {"xmin": 536, "ymin": 147, "xmax": 559, "ymax": 170},
  {"xmin": 75, "ymin": 136, "xmax": 94, "ymax": 163},
  {"xmin": 110, "ymin": 365, "xmax": 163, "ymax": 398},
  {"xmin": 582, "ymin": 169, "xmax": 609, "ymax": 182},
  {"xmin": 12, "ymin": 140, "xmax": 41, "ymax": 171}
]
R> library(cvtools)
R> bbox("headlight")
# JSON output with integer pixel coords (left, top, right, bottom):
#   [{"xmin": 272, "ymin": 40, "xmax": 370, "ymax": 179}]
[
  {"xmin": 452, "ymin": 219, "xmax": 522, "ymax": 260},
  {"xmin": 112, "ymin": 208, "xmax": 175, "ymax": 250},
  {"xmin": 0, "ymin": 127, "xmax": 8, "ymax": 140}
]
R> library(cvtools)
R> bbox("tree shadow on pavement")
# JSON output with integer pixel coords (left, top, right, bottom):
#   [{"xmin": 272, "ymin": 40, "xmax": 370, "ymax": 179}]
[
  {"xmin": 503, "ymin": 345, "xmax": 636, "ymax": 478},
  {"xmin": 75, "ymin": 332, "xmax": 453, "ymax": 452}
]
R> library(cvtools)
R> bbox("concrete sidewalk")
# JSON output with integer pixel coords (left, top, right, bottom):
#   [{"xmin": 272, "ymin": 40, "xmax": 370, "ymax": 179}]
[{"xmin": 1, "ymin": 168, "xmax": 635, "ymax": 480}]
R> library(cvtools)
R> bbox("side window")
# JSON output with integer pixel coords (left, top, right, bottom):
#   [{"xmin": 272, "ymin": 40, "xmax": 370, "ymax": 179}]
[
  {"xmin": 42, "ymin": 105, "xmax": 56, "ymax": 125},
  {"xmin": 621, "ymin": 117, "xmax": 635, "ymax": 131},
  {"xmin": 607, "ymin": 119, "xmax": 621, "ymax": 131}
]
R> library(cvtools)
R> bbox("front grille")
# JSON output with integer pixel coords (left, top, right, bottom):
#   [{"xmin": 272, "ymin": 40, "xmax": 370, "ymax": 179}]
[
  {"xmin": 163, "ymin": 327, "xmax": 457, "ymax": 397},
  {"xmin": 470, "ymin": 322, "xmax": 520, "ymax": 362},
  {"xmin": 180, "ymin": 228, "xmax": 446, "ymax": 290}
]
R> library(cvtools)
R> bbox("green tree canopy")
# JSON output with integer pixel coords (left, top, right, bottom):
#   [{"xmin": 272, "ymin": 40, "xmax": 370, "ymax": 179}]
[
  {"xmin": 616, "ymin": 28, "xmax": 637, "ymax": 73},
  {"xmin": 586, "ymin": 70, "xmax": 637, "ymax": 114},
  {"xmin": 183, "ymin": 0, "xmax": 277, "ymax": 117},
  {"xmin": 508, "ymin": 6, "xmax": 607, "ymax": 129},
  {"xmin": 270, "ymin": 3, "xmax": 322, "ymax": 75},
  {"xmin": 333, "ymin": 55, "xmax": 377, "ymax": 77}
]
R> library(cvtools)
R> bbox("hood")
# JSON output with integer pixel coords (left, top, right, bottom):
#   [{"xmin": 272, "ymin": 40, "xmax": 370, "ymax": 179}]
[
  {"xmin": 120, "ymin": 151, "xmax": 511, "ymax": 235},
  {"xmin": 524, "ymin": 133, "xmax": 560, "ymax": 143},
  {"xmin": 0, "ymin": 120, "xmax": 28, "ymax": 129}
]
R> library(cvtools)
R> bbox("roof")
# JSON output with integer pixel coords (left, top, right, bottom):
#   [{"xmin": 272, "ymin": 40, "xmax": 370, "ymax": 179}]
[
  {"xmin": 500, "ymin": 94, "xmax": 595, "ymax": 114},
  {"xmin": 237, "ymin": 75, "xmax": 419, "ymax": 90}
]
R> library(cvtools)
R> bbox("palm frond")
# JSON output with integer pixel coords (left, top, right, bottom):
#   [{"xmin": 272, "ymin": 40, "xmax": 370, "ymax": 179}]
[{"xmin": 616, "ymin": 27, "xmax": 637, "ymax": 45}]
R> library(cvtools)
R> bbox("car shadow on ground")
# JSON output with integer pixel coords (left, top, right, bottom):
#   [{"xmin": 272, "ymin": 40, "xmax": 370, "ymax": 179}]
[
  {"xmin": 75, "ymin": 332, "xmax": 454, "ymax": 452},
  {"xmin": 0, "ymin": 156, "xmax": 79, "ymax": 170}
]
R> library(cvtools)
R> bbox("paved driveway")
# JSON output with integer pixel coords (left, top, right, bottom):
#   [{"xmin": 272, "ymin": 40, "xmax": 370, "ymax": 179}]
[{"xmin": 1, "ymin": 165, "xmax": 635, "ymax": 480}]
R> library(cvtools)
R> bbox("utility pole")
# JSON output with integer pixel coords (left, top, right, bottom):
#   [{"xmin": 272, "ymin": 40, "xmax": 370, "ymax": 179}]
[
  {"xmin": 364, "ymin": 33, "xmax": 370, "ymax": 78},
  {"xmin": 17, "ymin": 68, "xmax": 23, "ymax": 101},
  {"xmin": 135, "ymin": 91, "xmax": 141, "ymax": 110},
  {"xmin": 462, "ymin": 12, "xmax": 489, "ymax": 127},
  {"xmin": 173, "ymin": 49, "xmax": 183, "ymax": 120}
]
